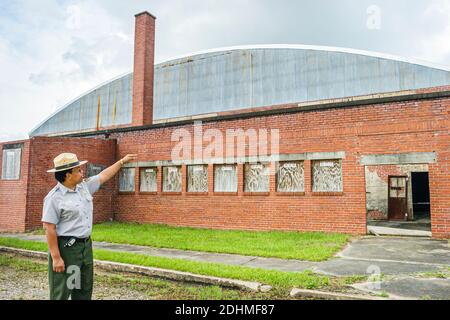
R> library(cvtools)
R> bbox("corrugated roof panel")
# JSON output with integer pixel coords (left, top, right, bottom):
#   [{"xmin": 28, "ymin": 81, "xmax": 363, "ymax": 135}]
[{"xmin": 29, "ymin": 45, "xmax": 450, "ymax": 137}]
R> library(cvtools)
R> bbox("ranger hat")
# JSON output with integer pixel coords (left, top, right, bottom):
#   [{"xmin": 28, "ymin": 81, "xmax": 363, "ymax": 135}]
[{"xmin": 47, "ymin": 153, "xmax": 88, "ymax": 173}]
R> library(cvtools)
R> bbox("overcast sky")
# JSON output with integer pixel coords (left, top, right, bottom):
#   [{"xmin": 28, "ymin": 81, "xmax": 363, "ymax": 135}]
[{"xmin": 1, "ymin": 0, "xmax": 449, "ymax": 142}]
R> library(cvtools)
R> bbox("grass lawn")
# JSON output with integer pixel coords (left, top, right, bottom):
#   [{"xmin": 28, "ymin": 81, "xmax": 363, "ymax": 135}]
[
  {"xmin": 85, "ymin": 222, "xmax": 351, "ymax": 262},
  {"xmin": 0, "ymin": 237, "xmax": 365, "ymax": 291}
]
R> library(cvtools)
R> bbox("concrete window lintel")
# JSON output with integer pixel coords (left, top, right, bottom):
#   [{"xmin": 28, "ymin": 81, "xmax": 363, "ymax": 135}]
[
  {"xmin": 360, "ymin": 152, "xmax": 437, "ymax": 166},
  {"xmin": 123, "ymin": 152, "xmax": 346, "ymax": 168}
]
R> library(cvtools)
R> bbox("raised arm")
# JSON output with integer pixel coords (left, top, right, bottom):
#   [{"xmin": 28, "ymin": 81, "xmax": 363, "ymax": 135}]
[{"xmin": 99, "ymin": 154, "xmax": 138, "ymax": 185}]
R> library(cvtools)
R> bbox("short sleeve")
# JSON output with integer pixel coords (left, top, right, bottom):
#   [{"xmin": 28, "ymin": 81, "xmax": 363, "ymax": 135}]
[
  {"xmin": 86, "ymin": 175, "xmax": 101, "ymax": 195},
  {"xmin": 41, "ymin": 196, "xmax": 60, "ymax": 225}
]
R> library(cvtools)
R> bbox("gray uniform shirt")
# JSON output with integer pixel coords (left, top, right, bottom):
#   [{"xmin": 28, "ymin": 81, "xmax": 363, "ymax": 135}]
[{"xmin": 41, "ymin": 175, "xmax": 101, "ymax": 238}]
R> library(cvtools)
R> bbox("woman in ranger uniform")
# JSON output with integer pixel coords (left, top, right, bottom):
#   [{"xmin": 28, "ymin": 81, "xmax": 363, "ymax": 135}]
[{"xmin": 42, "ymin": 152, "xmax": 137, "ymax": 300}]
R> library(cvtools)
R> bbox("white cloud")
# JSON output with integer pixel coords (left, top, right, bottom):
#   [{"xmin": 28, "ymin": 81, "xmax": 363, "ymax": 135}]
[
  {"xmin": 0, "ymin": 131, "xmax": 28, "ymax": 143},
  {"xmin": 29, "ymin": 1, "xmax": 132, "ymax": 85},
  {"xmin": 0, "ymin": 0, "xmax": 134, "ymax": 142},
  {"xmin": 66, "ymin": 4, "xmax": 82, "ymax": 30},
  {"xmin": 417, "ymin": 0, "xmax": 450, "ymax": 64}
]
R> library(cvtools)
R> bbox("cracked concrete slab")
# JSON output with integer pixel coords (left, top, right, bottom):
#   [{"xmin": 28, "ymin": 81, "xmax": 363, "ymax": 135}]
[
  {"xmin": 352, "ymin": 277, "xmax": 450, "ymax": 300},
  {"xmin": 338, "ymin": 237, "xmax": 450, "ymax": 265},
  {"xmin": 314, "ymin": 258, "xmax": 442, "ymax": 276}
]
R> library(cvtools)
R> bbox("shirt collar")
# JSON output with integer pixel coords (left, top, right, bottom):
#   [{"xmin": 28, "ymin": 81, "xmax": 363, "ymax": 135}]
[{"xmin": 57, "ymin": 182, "xmax": 82, "ymax": 194}]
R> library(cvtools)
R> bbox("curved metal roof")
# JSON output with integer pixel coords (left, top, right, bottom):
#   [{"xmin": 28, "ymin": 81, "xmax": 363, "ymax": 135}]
[{"xmin": 30, "ymin": 45, "xmax": 450, "ymax": 137}]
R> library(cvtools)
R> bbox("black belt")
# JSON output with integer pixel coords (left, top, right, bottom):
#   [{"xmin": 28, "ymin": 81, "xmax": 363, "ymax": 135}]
[{"xmin": 58, "ymin": 236, "xmax": 91, "ymax": 243}]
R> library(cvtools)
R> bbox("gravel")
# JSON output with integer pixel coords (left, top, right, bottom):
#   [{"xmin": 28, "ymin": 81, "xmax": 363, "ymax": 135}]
[{"xmin": 0, "ymin": 256, "xmax": 150, "ymax": 300}]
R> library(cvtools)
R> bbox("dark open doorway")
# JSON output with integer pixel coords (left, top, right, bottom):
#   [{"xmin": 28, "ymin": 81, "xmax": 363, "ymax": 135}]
[{"xmin": 411, "ymin": 172, "xmax": 431, "ymax": 221}]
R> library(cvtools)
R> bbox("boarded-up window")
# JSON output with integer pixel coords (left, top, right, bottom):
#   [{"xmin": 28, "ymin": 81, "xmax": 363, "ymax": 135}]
[
  {"xmin": 187, "ymin": 165, "xmax": 208, "ymax": 192},
  {"xmin": 214, "ymin": 164, "xmax": 237, "ymax": 192},
  {"xmin": 163, "ymin": 166, "xmax": 182, "ymax": 192},
  {"xmin": 87, "ymin": 163, "xmax": 106, "ymax": 178},
  {"xmin": 119, "ymin": 168, "xmax": 135, "ymax": 192},
  {"xmin": 277, "ymin": 161, "xmax": 304, "ymax": 192},
  {"xmin": 140, "ymin": 167, "xmax": 157, "ymax": 192},
  {"xmin": 312, "ymin": 160, "xmax": 343, "ymax": 192},
  {"xmin": 244, "ymin": 163, "xmax": 270, "ymax": 192},
  {"xmin": 87, "ymin": 163, "xmax": 106, "ymax": 190},
  {"xmin": 1, "ymin": 147, "xmax": 22, "ymax": 180}
]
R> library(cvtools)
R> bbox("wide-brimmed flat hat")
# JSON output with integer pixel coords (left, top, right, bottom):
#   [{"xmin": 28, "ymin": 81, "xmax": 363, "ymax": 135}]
[{"xmin": 47, "ymin": 153, "xmax": 88, "ymax": 173}]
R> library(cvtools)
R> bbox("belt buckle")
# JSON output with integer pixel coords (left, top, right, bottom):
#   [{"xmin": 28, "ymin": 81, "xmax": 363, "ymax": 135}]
[{"xmin": 64, "ymin": 237, "xmax": 76, "ymax": 248}]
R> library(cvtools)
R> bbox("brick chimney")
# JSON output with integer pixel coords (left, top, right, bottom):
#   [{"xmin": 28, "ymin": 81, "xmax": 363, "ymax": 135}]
[{"xmin": 132, "ymin": 11, "xmax": 156, "ymax": 127}]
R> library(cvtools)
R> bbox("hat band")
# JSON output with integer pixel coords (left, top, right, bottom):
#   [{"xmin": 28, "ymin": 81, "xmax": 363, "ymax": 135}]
[{"xmin": 54, "ymin": 161, "xmax": 81, "ymax": 171}]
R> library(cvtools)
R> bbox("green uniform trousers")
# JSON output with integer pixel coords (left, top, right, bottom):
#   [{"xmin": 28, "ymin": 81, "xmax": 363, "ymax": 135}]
[{"xmin": 48, "ymin": 237, "xmax": 94, "ymax": 300}]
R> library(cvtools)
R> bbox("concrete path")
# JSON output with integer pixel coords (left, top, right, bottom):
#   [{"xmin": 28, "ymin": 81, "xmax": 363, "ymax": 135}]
[
  {"xmin": 1, "ymin": 233, "xmax": 449, "ymax": 299},
  {"xmin": 368, "ymin": 225, "xmax": 432, "ymax": 237},
  {"xmin": 368, "ymin": 219, "xmax": 431, "ymax": 232}
]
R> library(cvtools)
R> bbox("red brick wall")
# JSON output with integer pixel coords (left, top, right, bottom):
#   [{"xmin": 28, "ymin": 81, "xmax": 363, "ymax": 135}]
[
  {"xmin": 97, "ymin": 95, "xmax": 449, "ymax": 238},
  {"xmin": 0, "ymin": 139, "xmax": 31, "ymax": 232},
  {"xmin": 0, "ymin": 136, "xmax": 117, "ymax": 232},
  {"xmin": 111, "ymin": 129, "xmax": 366, "ymax": 234},
  {"xmin": 429, "ymin": 132, "xmax": 450, "ymax": 239},
  {"xmin": 1, "ymin": 94, "xmax": 448, "ymax": 238},
  {"xmin": 23, "ymin": 136, "xmax": 117, "ymax": 231}
]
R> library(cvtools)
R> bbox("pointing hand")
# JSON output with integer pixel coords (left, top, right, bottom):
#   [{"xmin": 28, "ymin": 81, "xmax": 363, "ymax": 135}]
[{"xmin": 121, "ymin": 154, "xmax": 138, "ymax": 164}]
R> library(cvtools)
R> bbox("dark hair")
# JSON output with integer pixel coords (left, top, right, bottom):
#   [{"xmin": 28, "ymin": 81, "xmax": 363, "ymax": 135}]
[{"xmin": 54, "ymin": 168, "xmax": 74, "ymax": 184}]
